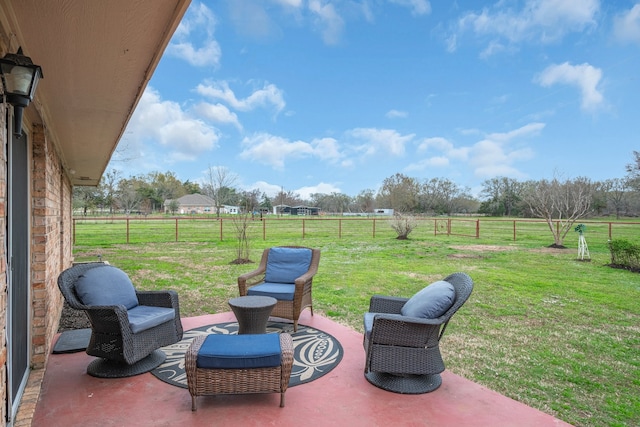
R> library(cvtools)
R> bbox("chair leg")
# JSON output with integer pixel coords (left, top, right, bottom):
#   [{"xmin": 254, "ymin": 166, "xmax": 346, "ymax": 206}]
[
  {"xmin": 293, "ymin": 320, "xmax": 298, "ymax": 332},
  {"xmin": 280, "ymin": 392, "xmax": 285, "ymax": 407},
  {"xmin": 191, "ymin": 396, "xmax": 197, "ymax": 412}
]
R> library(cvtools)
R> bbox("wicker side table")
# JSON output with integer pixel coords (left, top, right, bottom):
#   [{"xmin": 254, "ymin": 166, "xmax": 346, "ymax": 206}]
[{"xmin": 228, "ymin": 295, "xmax": 277, "ymax": 334}]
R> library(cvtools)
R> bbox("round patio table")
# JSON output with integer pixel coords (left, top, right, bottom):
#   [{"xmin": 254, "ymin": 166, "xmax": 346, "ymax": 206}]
[{"xmin": 228, "ymin": 295, "xmax": 277, "ymax": 334}]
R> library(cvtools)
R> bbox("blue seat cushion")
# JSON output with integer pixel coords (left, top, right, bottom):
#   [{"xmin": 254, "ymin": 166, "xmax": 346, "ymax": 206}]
[
  {"xmin": 127, "ymin": 305, "xmax": 175, "ymax": 334},
  {"xmin": 401, "ymin": 280, "xmax": 456, "ymax": 319},
  {"xmin": 247, "ymin": 283, "xmax": 295, "ymax": 301},
  {"xmin": 196, "ymin": 333, "xmax": 282, "ymax": 369},
  {"xmin": 265, "ymin": 247, "xmax": 312, "ymax": 284},
  {"xmin": 75, "ymin": 265, "xmax": 139, "ymax": 309}
]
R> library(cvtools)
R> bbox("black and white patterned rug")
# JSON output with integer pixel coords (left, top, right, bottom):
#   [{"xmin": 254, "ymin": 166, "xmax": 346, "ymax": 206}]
[{"xmin": 151, "ymin": 321, "xmax": 344, "ymax": 388}]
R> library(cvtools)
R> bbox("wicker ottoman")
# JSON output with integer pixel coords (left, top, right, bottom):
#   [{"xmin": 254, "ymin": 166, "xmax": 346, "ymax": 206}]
[{"xmin": 185, "ymin": 333, "xmax": 293, "ymax": 411}]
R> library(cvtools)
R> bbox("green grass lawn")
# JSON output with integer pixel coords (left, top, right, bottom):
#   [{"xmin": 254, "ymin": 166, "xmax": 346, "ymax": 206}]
[{"xmin": 72, "ymin": 220, "xmax": 640, "ymax": 427}]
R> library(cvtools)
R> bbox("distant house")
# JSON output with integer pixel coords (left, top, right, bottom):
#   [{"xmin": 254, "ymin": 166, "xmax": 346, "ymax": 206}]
[
  {"xmin": 165, "ymin": 194, "xmax": 216, "ymax": 214},
  {"xmin": 291, "ymin": 206, "xmax": 320, "ymax": 216},
  {"xmin": 273, "ymin": 205, "xmax": 320, "ymax": 215},
  {"xmin": 222, "ymin": 205, "xmax": 240, "ymax": 214},
  {"xmin": 273, "ymin": 205, "xmax": 291, "ymax": 215},
  {"xmin": 373, "ymin": 208, "xmax": 394, "ymax": 216}
]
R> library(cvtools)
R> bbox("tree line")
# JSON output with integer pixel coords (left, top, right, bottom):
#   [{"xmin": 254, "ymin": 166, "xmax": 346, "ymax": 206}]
[{"xmin": 74, "ymin": 153, "xmax": 640, "ymax": 242}]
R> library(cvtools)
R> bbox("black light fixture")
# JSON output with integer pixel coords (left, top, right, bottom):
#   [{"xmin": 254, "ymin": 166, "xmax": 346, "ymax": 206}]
[{"xmin": 0, "ymin": 47, "xmax": 43, "ymax": 135}]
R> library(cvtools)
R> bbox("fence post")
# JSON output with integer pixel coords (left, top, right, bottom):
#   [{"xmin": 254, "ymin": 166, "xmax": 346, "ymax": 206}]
[
  {"xmin": 73, "ymin": 218, "xmax": 76, "ymax": 245},
  {"xmin": 476, "ymin": 219, "xmax": 480, "ymax": 238},
  {"xmin": 219, "ymin": 218, "xmax": 223, "ymax": 241},
  {"xmin": 609, "ymin": 222, "xmax": 612, "ymax": 240},
  {"xmin": 302, "ymin": 219, "xmax": 306, "ymax": 239},
  {"xmin": 175, "ymin": 218, "xmax": 179, "ymax": 242},
  {"xmin": 263, "ymin": 218, "xmax": 266, "ymax": 240}
]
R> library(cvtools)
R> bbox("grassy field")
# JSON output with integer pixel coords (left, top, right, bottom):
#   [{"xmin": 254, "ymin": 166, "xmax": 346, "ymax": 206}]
[{"xmin": 72, "ymin": 219, "xmax": 640, "ymax": 427}]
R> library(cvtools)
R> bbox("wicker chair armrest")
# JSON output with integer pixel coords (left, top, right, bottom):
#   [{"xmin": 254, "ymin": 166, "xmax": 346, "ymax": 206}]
[
  {"xmin": 84, "ymin": 305, "xmax": 130, "ymax": 333},
  {"xmin": 136, "ymin": 290, "xmax": 179, "ymax": 309},
  {"xmin": 369, "ymin": 295, "xmax": 408, "ymax": 314},
  {"xmin": 369, "ymin": 313, "xmax": 443, "ymax": 347},
  {"xmin": 294, "ymin": 271, "xmax": 316, "ymax": 286},
  {"xmin": 238, "ymin": 268, "xmax": 266, "ymax": 294}
]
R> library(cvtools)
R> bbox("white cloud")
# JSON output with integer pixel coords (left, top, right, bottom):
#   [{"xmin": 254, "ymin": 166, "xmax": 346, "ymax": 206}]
[
  {"xmin": 417, "ymin": 137, "xmax": 469, "ymax": 160},
  {"xmin": 308, "ymin": 0, "xmax": 345, "ymax": 45},
  {"xmin": 295, "ymin": 182, "xmax": 342, "ymax": 200},
  {"xmin": 127, "ymin": 87, "xmax": 220, "ymax": 162},
  {"xmin": 240, "ymin": 133, "xmax": 315, "ymax": 169},
  {"xmin": 405, "ymin": 156, "xmax": 450, "ymax": 171},
  {"xmin": 346, "ymin": 128, "xmax": 414, "ymax": 156},
  {"xmin": 197, "ymin": 81, "xmax": 286, "ymax": 114},
  {"xmin": 246, "ymin": 181, "xmax": 283, "ymax": 198},
  {"xmin": 193, "ymin": 102, "xmax": 242, "ymax": 130},
  {"xmin": 487, "ymin": 122, "xmax": 546, "ymax": 142},
  {"xmin": 273, "ymin": 0, "xmax": 303, "ymax": 8},
  {"xmin": 389, "ymin": 0, "xmax": 431, "ymax": 16},
  {"xmin": 535, "ymin": 62, "xmax": 604, "ymax": 111},
  {"xmin": 386, "ymin": 109, "xmax": 409, "ymax": 119},
  {"xmin": 450, "ymin": 0, "xmax": 599, "ymax": 54},
  {"xmin": 470, "ymin": 138, "xmax": 533, "ymax": 178},
  {"xmin": 614, "ymin": 4, "xmax": 640, "ymax": 44},
  {"xmin": 311, "ymin": 137, "xmax": 343, "ymax": 162},
  {"xmin": 468, "ymin": 123, "xmax": 542, "ymax": 178},
  {"xmin": 167, "ymin": 2, "xmax": 221, "ymax": 67}
]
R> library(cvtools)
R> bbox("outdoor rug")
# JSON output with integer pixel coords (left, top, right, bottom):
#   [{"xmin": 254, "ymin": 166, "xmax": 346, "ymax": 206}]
[{"xmin": 151, "ymin": 321, "xmax": 344, "ymax": 388}]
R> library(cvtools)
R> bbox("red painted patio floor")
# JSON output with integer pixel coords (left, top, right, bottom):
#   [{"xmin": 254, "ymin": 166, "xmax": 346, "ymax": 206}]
[{"xmin": 33, "ymin": 312, "xmax": 572, "ymax": 427}]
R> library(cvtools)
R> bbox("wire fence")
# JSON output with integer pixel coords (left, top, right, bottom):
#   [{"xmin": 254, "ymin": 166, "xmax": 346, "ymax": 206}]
[{"xmin": 72, "ymin": 216, "xmax": 640, "ymax": 247}]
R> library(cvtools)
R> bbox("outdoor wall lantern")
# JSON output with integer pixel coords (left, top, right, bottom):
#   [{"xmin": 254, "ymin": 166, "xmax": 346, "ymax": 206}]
[{"xmin": 0, "ymin": 47, "xmax": 43, "ymax": 135}]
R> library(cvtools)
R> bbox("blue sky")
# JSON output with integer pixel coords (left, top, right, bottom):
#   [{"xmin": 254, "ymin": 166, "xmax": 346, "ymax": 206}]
[{"xmin": 111, "ymin": 0, "xmax": 640, "ymax": 199}]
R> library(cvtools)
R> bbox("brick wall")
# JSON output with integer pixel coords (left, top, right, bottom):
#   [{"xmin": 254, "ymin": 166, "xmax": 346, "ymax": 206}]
[{"xmin": 31, "ymin": 124, "xmax": 72, "ymax": 369}]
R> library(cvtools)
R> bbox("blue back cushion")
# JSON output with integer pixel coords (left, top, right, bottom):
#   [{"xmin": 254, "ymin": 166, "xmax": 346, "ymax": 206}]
[
  {"xmin": 401, "ymin": 280, "xmax": 455, "ymax": 319},
  {"xmin": 75, "ymin": 265, "xmax": 139, "ymax": 309},
  {"xmin": 265, "ymin": 247, "xmax": 312, "ymax": 284}
]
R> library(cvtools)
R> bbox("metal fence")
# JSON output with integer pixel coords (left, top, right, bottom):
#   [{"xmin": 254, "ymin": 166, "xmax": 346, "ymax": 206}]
[{"xmin": 72, "ymin": 216, "xmax": 640, "ymax": 247}]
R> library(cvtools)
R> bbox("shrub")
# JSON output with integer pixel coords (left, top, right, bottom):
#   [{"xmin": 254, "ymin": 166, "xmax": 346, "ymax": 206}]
[
  {"xmin": 388, "ymin": 214, "xmax": 417, "ymax": 240},
  {"xmin": 608, "ymin": 239, "xmax": 640, "ymax": 270}
]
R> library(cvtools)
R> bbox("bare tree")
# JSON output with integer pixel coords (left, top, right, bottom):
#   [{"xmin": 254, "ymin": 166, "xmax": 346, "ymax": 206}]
[
  {"xmin": 202, "ymin": 166, "xmax": 239, "ymax": 217},
  {"xmin": 521, "ymin": 176, "xmax": 595, "ymax": 247},
  {"xmin": 480, "ymin": 177, "xmax": 524, "ymax": 216},
  {"xmin": 377, "ymin": 173, "xmax": 419, "ymax": 212},
  {"xmin": 115, "ymin": 179, "xmax": 144, "ymax": 215},
  {"xmin": 99, "ymin": 169, "xmax": 121, "ymax": 214},
  {"xmin": 602, "ymin": 178, "xmax": 630, "ymax": 219},
  {"xmin": 354, "ymin": 189, "xmax": 375, "ymax": 213},
  {"xmin": 230, "ymin": 212, "xmax": 253, "ymax": 264},
  {"xmin": 625, "ymin": 150, "xmax": 640, "ymax": 191}
]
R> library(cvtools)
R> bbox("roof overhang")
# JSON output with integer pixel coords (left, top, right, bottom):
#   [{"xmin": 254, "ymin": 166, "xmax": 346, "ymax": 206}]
[{"xmin": 0, "ymin": 0, "xmax": 191, "ymax": 186}]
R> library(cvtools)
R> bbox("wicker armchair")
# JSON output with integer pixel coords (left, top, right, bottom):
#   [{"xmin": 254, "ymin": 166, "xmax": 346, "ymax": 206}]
[
  {"xmin": 57, "ymin": 262, "xmax": 183, "ymax": 378},
  {"xmin": 363, "ymin": 272, "xmax": 473, "ymax": 394},
  {"xmin": 238, "ymin": 246, "xmax": 320, "ymax": 332}
]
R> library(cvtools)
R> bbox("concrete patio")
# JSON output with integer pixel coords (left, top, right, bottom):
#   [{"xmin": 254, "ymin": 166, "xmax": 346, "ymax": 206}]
[{"xmin": 31, "ymin": 312, "xmax": 572, "ymax": 427}]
